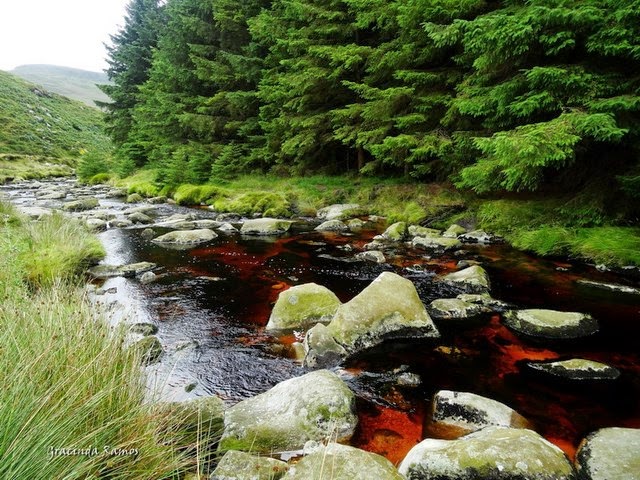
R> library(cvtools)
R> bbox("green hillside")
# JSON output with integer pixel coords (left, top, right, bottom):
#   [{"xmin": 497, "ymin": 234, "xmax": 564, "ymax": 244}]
[
  {"xmin": 10, "ymin": 64, "xmax": 111, "ymax": 107},
  {"xmin": 0, "ymin": 70, "xmax": 111, "ymax": 181}
]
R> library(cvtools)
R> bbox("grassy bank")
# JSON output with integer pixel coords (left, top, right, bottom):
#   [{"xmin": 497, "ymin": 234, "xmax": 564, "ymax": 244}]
[
  {"xmin": 115, "ymin": 169, "xmax": 640, "ymax": 267},
  {"xmin": 0, "ymin": 203, "xmax": 199, "ymax": 478}
]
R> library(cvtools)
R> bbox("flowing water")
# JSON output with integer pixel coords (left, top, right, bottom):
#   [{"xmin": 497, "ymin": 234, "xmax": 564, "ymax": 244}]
[{"xmin": 3, "ymin": 179, "xmax": 639, "ymax": 465}]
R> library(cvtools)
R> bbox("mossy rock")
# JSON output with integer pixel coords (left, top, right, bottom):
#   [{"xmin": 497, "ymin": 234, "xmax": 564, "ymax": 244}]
[
  {"xmin": 409, "ymin": 225, "xmax": 442, "ymax": 238},
  {"xmin": 503, "ymin": 309, "xmax": 598, "ymax": 340},
  {"xmin": 152, "ymin": 229, "xmax": 218, "ymax": 246},
  {"xmin": 285, "ymin": 443, "xmax": 404, "ymax": 480},
  {"xmin": 399, "ymin": 426, "xmax": 575, "ymax": 480},
  {"xmin": 126, "ymin": 193, "xmax": 143, "ymax": 203},
  {"xmin": 325, "ymin": 272, "xmax": 440, "ymax": 355},
  {"xmin": 315, "ymin": 219, "xmax": 349, "ymax": 232},
  {"xmin": 266, "ymin": 283, "xmax": 341, "ymax": 331},
  {"xmin": 413, "ymin": 235, "xmax": 462, "ymax": 251},
  {"xmin": 443, "ymin": 224, "xmax": 467, "ymax": 238},
  {"xmin": 303, "ymin": 323, "xmax": 348, "ymax": 368},
  {"xmin": 218, "ymin": 370, "xmax": 357, "ymax": 454},
  {"xmin": 440, "ymin": 265, "xmax": 491, "ymax": 293},
  {"xmin": 428, "ymin": 298, "xmax": 490, "ymax": 322},
  {"xmin": 382, "ymin": 221, "xmax": 408, "ymax": 241},
  {"xmin": 129, "ymin": 322, "xmax": 158, "ymax": 336},
  {"xmin": 316, "ymin": 203, "xmax": 362, "ymax": 221},
  {"xmin": 240, "ymin": 218, "xmax": 293, "ymax": 236},
  {"xmin": 88, "ymin": 261, "xmax": 156, "ymax": 279},
  {"xmin": 211, "ymin": 450, "xmax": 289, "ymax": 480},
  {"xmin": 576, "ymin": 427, "xmax": 640, "ymax": 480},
  {"xmin": 62, "ymin": 197, "xmax": 99, "ymax": 212}
]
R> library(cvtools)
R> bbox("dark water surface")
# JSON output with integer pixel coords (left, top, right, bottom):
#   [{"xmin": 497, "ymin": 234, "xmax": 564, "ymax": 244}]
[{"xmin": 3, "ymin": 180, "xmax": 639, "ymax": 465}]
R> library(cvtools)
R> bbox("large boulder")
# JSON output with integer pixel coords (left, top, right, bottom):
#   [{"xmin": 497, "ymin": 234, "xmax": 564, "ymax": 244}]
[
  {"xmin": 285, "ymin": 443, "xmax": 404, "ymax": 480},
  {"xmin": 382, "ymin": 221, "xmax": 408, "ymax": 241},
  {"xmin": 152, "ymin": 229, "xmax": 217, "ymax": 247},
  {"xmin": 314, "ymin": 219, "xmax": 349, "ymax": 232},
  {"xmin": 440, "ymin": 265, "xmax": 491, "ymax": 293},
  {"xmin": 427, "ymin": 390, "xmax": 531, "ymax": 438},
  {"xmin": 211, "ymin": 450, "xmax": 289, "ymax": 480},
  {"xmin": 266, "ymin": 283, "xmax": 342, "ymax": 331},
  {"xmin": 324, "ymin": 272, "xmax": 440, "ymax": 354},
  {"xmin": 443, "ymin": 224, "xmax": 467, "ymax": 238},
  {"xmin": 317, "ymin": 203, "xmax": 362, "ymax": 221},
  {"xmin": 399, "ymin": 426, "xmax": 575, "ymax": 480},
  {"xmin": 503, "ymin": 309, "xmax": 598, "ymax": 340},
  {"xmin": 240, "ymin": 218, "xmax": 293, "ymax": 235},
  {"xmin": 412, "ymin": 235, "xmax": 462, "ymax": 251},
  {"xmin": 527, "ymin": 358, "xmax": 620, "ymax": 381},
  {"xmin": 218, "ymin": 370, "xmax": 357, "ymax": 453},
  {"xmin": 409, "ymin": 225, "xmax": 442, "ymax": 238},
  {"xmin": 575, "ymin": 427, "xmax": 640, "ymax": 480}
]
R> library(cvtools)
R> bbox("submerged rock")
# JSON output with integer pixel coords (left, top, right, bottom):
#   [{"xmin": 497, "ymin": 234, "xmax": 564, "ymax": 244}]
[
  {"xmin": 315, "ymin": 219, "xmax": 349, "ymax": 232},
  {"xmin": 427, "ymin": 390, "xmax": 531, "ymax": 438},
  {"xmin": 399, "ymin": 426, "xmax": 575, "ymax": 480},
  {"xmin": 285, "ymin": 443, "xmax": 404, "ymax": 480},
  {"xmin": 240, "ymin": 218, "xmax": 293, "ymax": 235},
  {"xmin": 527, "ymin": 358, "xmax": 620, "ymax": 381},
  {"xmin": 152, "ymin": 228, "xmax": 217, "ymax": 246},
  {"xmin": 211, "ymin": 450, "xmax": 289, "ymax": 480},
  {"xmin": 218, "ymin": 370, "xmax": 357, "ymax": 453},
  {"xmin": 440, "ymin": 265, "xmax": 491, "ymax": 293},
  {"xmin": 266, "ymin": 283, "xmax": 342, "ymax": 331},
  {"xmin": 325, "ymin": 272, "xmax": 440, "ymax": 355},
  {"xmin": 576, "ymin": 279, "xmax": 640, "ymax": 296},
  {"xmin": 316, "ymin": 203, "xmax": 362, "ymax": 221},
  {"xmin": 576, "ymin": 427, "xmax": 640, "ymax": 480},
  {"xmin": 503, "ymin": 309, "xmax": 598, "ymax": 340}
]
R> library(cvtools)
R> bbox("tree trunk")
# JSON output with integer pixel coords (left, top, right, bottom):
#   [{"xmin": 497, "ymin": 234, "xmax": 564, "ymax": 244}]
[{"xmin": 357, "ymin": 147, "xmax": 365, "ymax": 172}]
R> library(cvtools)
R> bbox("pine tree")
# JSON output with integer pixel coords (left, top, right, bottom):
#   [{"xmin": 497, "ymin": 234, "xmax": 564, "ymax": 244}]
[{"xmin": 99, "ymin": 0, "xmax": 162, "ymax": 163}]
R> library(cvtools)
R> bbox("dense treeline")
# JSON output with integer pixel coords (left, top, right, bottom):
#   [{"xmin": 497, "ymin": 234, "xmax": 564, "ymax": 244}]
[{"xmin": 101, "ymin": 0, "xmax": 640, "ymax": 214}]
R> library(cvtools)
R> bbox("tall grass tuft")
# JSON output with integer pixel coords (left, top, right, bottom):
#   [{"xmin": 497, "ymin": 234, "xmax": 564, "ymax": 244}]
[{"xmin": 0, "ymin": 202, "xmax": 195, "ymax": 478}]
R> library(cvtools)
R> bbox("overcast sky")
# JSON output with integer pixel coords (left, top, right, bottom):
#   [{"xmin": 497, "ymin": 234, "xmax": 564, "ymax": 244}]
[{"xmin": 0, "ymin": 0, "xmax": 130, "ymax": 73}]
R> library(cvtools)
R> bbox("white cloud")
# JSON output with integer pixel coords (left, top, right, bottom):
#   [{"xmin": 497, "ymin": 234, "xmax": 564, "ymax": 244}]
[{"xmin": 0, "ymin": 0, "xmax": 130, "ymax": 72}]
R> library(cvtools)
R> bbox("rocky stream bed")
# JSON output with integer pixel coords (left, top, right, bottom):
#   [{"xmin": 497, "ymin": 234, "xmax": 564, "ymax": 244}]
[{"xmin": 2, "ymin": 178, "xmax": 639, "ymax": 479}]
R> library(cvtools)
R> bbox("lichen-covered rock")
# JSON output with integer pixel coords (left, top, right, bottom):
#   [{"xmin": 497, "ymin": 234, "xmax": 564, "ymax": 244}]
[
  {"xmin": 303, "ymin": 323, "xmax": 348, "ymax": 368},
  {"xmin": 527, "ymin": 358, "xmax": 620, "ymax": 381},
  {"xmin": 240, "ymin": 218, "xmax": 293, "ymax": 235},
  {"xmin": 576, "ymin": 427, "xmax": 640, "ymax": 480},
  {"xmin": 325, "ymin": 272, "xmax": 439, "ymax": 354},
  {"xmin": 440, "ymin": 265, "xmax": 491, "ymax": 293},
  {"xmin": 427, "ymin": 390, "xmax": 531, "ymax": 438},
  {"xmin": 399, "ymin": 426, "xmax": 575, "ymax": 480},
  {"xmin": 315, "ymin": 219, "xmax": 349, "ymax": 232},
  {"xmin": 62, "ymin": 197, "xmax": 99, "ymax": 212},
  {"xmin": 88, "ymin": 261, "xmax": 156, "ymax": 279},
  {"xmin": 128, "ymin": 211, "xmax": 153, "ymax": 224},
  {"xmin": 317, "ymin": 203, "xmax": 362, "ymax": 221},
  {"xmin": 129, "ymin": 322, "xmax": 158, "ymax": 336},
  {"xmin": 218, "ymin": 222, "xmax": 239, "ymax": 233},
  {"xmin": 152, "ymin": 228, "xmax": 217, "ymax": 246},
  {"xmin": 285, "ymin": 443, "xmax": 404, "ymax": 480},
  {"xmin": 126, "ymin": 193, "xmax": 143, "ymax": 203},
  {"xmin": 409, "ymin": 225, "xmax": 442, "ymax": 238},
  {"xmin": 413, "ymin": 235, "xmax": 462, "ymax": 251},
  {"xmin": 348, "ymin": 218, "xmax": 366, "ymax": 231},
  {"xmin": 211, "ymin": 450, "xmax": 289, "ymax": 480},
  {"xmin": 355, "ymin": 250, "xmax": 386, "ymax": 263},
  {"xmin": 111, "ymin": 217, "xmax": 133, "ymax": 228},
  {"xmin": 218, "ymin": 370, "xmax": 357, "ymax": 453},
  {"xmin": 503, "ymin": 309, "xmax": 598, "ymax": 340},
  {"xmin": 85, "ymin": 218, "xmax": 107, "ymax": 231},
  {"xmin": 428, "ymin": 298, "xmax": 490, "ymax": 322},
  {"xmin": 139, "ymin": 271, "xmax": 157, "ymax": 285},
  {"xmin": 147, "ymin": 196, "xmax": 167, "ymax": 204},
  {"xmin": 382, "ymin": 221, "xmax": 408, "ymax": 241},
  {"xmin": 443, "ymin": 224, "xmax": 467, "ymax": 238},
  {"xmin": 266, "ymin": 283, "xmax": 341, "ymax": 331}
]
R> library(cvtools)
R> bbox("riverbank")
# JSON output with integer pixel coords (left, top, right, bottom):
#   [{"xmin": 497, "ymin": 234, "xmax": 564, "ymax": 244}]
[
  {"xmin": 0, "ymin": 202, "xmax": 200, "ymax": 478},
  {"xmin": 111, "ymin": 170, "xmax": 640, "ymax": 268}
]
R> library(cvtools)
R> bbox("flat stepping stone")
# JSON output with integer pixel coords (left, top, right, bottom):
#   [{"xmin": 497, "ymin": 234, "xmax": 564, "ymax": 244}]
[
  {"xmin": 503, "ymin": 309, "xmax": 598, "ymax": 340},
  {"xmin": 576, "ymin": 427, "xmax": 640, "ymax": 480},
  {"xmin": 527, "ymin": 358, "xmax": 620, "ymax": 381}
]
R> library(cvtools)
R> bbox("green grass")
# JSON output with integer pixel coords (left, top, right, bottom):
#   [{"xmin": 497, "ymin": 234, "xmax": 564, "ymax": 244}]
[
  {"xmin": 0, "ymin": 71, "xmax": 111, "ymax": 160},
  {"xmin": 116, "ymin": 169, "xmax": 161, "ymax": 197},
  {"xmin": 0, "ymin": 154, "xmax": 75, "ymax": 183},
  {"xmin": 0, "ymin": 203, "xmax": 215, "ymax": 478}
]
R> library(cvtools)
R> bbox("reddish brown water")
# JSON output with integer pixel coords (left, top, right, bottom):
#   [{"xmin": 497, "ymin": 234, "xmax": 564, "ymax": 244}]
[{"xmin": 5, "ymin": 180, "xmax": 638, "ymax": 466}]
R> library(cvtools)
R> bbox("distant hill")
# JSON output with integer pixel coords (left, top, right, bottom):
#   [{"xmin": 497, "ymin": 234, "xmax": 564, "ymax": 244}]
[
  {"xmin": 0, "ymin": 70, "xmax": 111, "ymax": 165},
  {"xmin": 10, "ymin": 64, "xmax": 112, "ymax": 107}
]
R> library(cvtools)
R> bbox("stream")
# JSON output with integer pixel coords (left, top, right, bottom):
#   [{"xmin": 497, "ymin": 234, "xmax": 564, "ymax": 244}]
[{"xmin": 2, "ymin": 178, "xmax": 639, "ymax": 465}]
